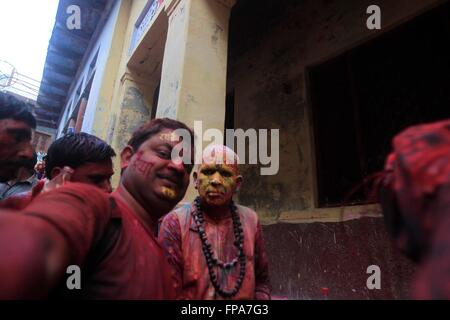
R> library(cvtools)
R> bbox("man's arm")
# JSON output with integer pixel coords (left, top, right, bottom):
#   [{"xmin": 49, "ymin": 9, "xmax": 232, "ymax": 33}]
[
  {"xmin": 158, "ymin": 212, "xmax": 184, "ymax": 298},
  {"xmin": 0, "ymin": 212, "xmax": 70, "ymax": 299},
  {"xmin": 254, "ymin": 221, "xmax": 271, "ymax": 300},
  {"xmin": 0, "ymin": 183, "xmax": 111, "ymax": 299}
]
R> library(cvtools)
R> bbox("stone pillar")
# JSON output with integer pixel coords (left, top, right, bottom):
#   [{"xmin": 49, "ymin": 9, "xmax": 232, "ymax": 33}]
[
  {"xmin": 157, "ymin": 0, "xmax": 235, "ymax": 202},
  {"xmin": 108, "ymin": 71, "xmax": 156, "ymax": 187},
  {"xmin": 157, "ymin": 0, "xmax": 235, "ymax": 131}
]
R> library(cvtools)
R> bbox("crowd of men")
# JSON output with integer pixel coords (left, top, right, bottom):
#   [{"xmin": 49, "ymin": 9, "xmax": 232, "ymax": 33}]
[
  {"xmin": 0, "ymin": 90, "xmax": 449, "ymax": 299},
  {"xmin": 0, "ymin": 91, "xmax": 271, "ymax": 299}
]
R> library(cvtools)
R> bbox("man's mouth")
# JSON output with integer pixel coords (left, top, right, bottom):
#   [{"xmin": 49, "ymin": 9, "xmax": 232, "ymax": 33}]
[
  {"xmin": 206, "ymin": 189, "xmax": 225, "ymax": 197},
  {"xmin": 157, "ymin": 173, "xmax": 180, "ymax": 186}
]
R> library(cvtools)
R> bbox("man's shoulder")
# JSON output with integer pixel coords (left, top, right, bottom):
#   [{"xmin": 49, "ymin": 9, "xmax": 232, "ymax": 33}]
[
  {"xmin": 236, "ymin": 204, "xmax": 258, "ymax": 215},
  {"xmin": 235, "ymin": 204, "xmax": 260, "ymax": 223},
  {"xmin": 33, "ymin": 182, "xmax": 112, "ymax": 214},
  {"xmin": 164, "ymin": 202, "xmax": 192, "ymax": 219},
  {"xmin": 168, "ymin": 202, "xmax": 193, "ymax": 217},
  {"xmin": 161, "ymin": 202, "xmax": 194, "ymax": 231},
  {"xmin": 46, "ymin": 182, "xmax": 109, "ymax": 198}
]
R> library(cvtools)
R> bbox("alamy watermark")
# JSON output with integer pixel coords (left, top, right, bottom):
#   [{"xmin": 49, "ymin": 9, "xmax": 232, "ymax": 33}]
[
  {"xmin": 367, "ymin": 5, "xmax": 381, "ymax": 30},
  {"xmin": 366, "ymin": 265, "xmax": 381, "ymax": 290},
  {"xmin": 66, "ymin": 265, "xmax": 81, "ymax": 290},
  {"xmin": 66, "ymin": 5, "xmax": 81, "ymax": 30},
  {"xmin": 168, "ymin": 121, "xmax": 280, "ymax": 176}
]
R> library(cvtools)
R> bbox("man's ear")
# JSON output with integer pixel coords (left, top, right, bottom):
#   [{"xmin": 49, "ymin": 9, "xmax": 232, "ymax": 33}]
[
  {"xmin": 193, "ymin": 171, "xmax": 198, "ymax": 189},
  {"xmin": 120, "ymin": 145, "xmax": 135, "ymax": 171},
  {"xmin": 235, "ymin": 175, "xmax": 243, "ymax": 193},
  {"xmin": 50, "ymin": 167, "xmax": 62, "ymax": 180}
]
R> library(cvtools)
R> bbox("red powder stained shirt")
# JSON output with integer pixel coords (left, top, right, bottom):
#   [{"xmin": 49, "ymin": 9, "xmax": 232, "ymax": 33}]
[
  {"xmin": 0, "ymin": 183, "xmax": 176, "ymax": 299},
  {"xmin": 159, "ymin": 203, "xmax": 271, "ymax": 300}
]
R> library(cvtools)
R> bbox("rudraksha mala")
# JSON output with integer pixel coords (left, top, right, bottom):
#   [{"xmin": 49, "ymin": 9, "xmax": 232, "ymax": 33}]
[{"xmin": 193, "ymin": 197, "xmax": 246, "ymax": 298}]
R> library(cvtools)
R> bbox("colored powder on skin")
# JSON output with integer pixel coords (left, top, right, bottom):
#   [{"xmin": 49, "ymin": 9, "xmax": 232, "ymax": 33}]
[
  {"xmin": 159, "ymin": 132, "xmax": 180, "ymax": 142},
  {"xmin": 161, "ymin": 186, "xmax": 177, "ymax": 199},
  {"xmin": 133, "ymin": 152, "xmax": 154, "ymax": 178}
]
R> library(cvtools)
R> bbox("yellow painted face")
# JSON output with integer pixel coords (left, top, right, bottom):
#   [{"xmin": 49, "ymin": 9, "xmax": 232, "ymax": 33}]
[{"xmin": 195, "ymin": 162, "xmax": 242, "ymax": 207}]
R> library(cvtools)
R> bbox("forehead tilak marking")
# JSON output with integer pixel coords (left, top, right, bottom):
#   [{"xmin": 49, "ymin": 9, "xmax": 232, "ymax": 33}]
[{"xmin": 159, "ymin": 131, "xmax": 181, "ymax": 143}]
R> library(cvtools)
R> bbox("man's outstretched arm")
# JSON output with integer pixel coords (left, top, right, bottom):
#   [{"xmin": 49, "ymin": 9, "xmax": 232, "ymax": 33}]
[
  {"xmin": 0, "ymin": 183, "xmax": 111, "ymax": 299},
  {"xmin": 0, "ymin": 213, "xmax": 70, "ymax": 299}
]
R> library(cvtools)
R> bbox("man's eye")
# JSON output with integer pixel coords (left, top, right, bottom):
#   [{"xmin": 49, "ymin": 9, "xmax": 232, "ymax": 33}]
[
  {"xmin": 202, "ymin": 169, "xmax": 214, "ymax": 175},
  {"xmin": 221, "ymin": 171, "xmax": 232, "ymax": 177},
  {"xmin": 13, "ymin": 132, "xmax": 31, "ymax": 143},
  {"xmin": 158, "ymin": 150, "xmax": 170, "ymax": 159}
]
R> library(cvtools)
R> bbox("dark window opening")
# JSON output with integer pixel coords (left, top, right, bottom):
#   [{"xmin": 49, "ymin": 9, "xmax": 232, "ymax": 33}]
[
  {"xmin": 224, "ymin": 90, "xmax": 235, "ymax": 145},
  {"xmin": 309, "ymin": 2, "xmax": 450, "ymax": 207},
  {"xmin": 225, "ymin": 90, "xmax": 235, "ymax": 130},
  {"xmin": 151, "ymin": 83, "xmax": 160, "ymax": 120}
]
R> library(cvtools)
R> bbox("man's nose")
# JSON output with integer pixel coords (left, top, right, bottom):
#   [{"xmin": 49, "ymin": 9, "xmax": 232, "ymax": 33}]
[
  {"xmin": 210, "ymin": 172, "xmax": 222, "ymax": 185},
  {"xmin": 168, "ymin": 158, "xmax": 187, "ymax": 175}
]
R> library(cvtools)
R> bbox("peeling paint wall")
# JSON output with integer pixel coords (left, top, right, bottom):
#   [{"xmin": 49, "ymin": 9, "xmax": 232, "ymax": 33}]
[
  {"xmin": 227, "ymin": 0, "xmax": 443, "ymax": 299},
  {"xmin": 106, "ymin": 0, "xmax": 163, "ymax": 187},
  {"xmin": 228, "ymin": 0, "xmax": 443, "ymax": 223},
  {"xmin": 115, "ymin": 85, "xmax": 151, "ymax": 150}
]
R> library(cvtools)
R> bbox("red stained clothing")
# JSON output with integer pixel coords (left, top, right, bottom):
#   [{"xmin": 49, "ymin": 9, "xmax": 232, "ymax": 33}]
[
  {"xmin": 159, "ymin": 203, "xmax": 271, "ymax": 300},
  {"xmin": 379, "ymin": 119, "xmax": 450, "ymax": 299},
  {"xmin": 0, "ymin": 183, "xmax": 175, "ymax": 299}
]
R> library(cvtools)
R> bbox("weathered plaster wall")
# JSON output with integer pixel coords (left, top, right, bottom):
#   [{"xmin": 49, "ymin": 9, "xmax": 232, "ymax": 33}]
[
  {"xmin": 228, "ymin": 0, "xmax": 444, "ymax": 223},
  {"xmin": 107, "ymin": 0, "xmax": 167, "ymax": 187},
  {"xmin": 263, "ymin": 218, "xmax": 416, "ymax": 299},
  {"xmin": 55, "ymin": 1, "xmax": 121, "ymax": 140},
  {"xmin": 228, "ymin": 0, "xmax": 444, "ymax": 299},
  {"xmin": 81, "ymin": 0, "xmax": 122, "ymax": 135}
]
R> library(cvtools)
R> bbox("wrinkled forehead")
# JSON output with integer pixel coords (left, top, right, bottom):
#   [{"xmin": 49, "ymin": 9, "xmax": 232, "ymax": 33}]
[
  {"xmin": 198, "ymin": 162, "xmax": 239, "ymax": 175},
  {"xmin": 199, "ymin": 145, "xmax": 240, "ymax": 172},
  {"xmin": 202, "ymin": 145, "xmax": 239, "ymax": 164}
]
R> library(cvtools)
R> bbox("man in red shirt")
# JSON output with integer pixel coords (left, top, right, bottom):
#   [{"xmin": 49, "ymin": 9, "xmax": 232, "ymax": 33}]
[
  {"xmin": 0, "ymin": 92, "xmax": 35, "ymax": 183},
  {"xmin": 377, "ymin": 119, "xmax": 450, "ymax": 299},
  {"xmin": 0, "ymin": 118, "xmax": 194, "ymax": 299},
  {"xmin": 159, "ymin": 145, "xmax": 271, "ymax": 300},
  {"xmin": 0, "ymin": 133, "xmax": 116, "ymax": 210}
]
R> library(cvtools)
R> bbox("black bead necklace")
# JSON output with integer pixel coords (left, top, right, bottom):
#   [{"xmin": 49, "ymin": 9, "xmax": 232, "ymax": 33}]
[{"xmin": 193, "ymin": 196, "xmax": 246, "ymax": 298}]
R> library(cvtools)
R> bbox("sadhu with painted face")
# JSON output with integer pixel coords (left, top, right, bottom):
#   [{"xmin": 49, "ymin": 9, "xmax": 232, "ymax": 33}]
[
  {"xmin": 159, "ymin": 144, "xmax": 271, "ymax": 300},
  {"xmin": 0, "ymin": 118, "xmax": 194, "ymax": 299},
  {"xmin": 376, "ymin": 119, "xmax": 450, "ymax": 299}
]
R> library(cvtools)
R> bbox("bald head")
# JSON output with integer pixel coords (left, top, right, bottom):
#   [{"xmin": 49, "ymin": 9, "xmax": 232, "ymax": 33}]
[
  {"xmin": 194, "ymin": 145, "xmax": 243, "ymax": 207},
  {"xmin": 200, "ymin": 144, "xmax": 240, "ymax": 172}
]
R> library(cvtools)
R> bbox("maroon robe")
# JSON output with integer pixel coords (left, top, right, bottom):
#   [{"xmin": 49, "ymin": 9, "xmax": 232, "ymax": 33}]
[{"xmin": 159, "ymin": 202, "xmax": 271, "ymax": 300}]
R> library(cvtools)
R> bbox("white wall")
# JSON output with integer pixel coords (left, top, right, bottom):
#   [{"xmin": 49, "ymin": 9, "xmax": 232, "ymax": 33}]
[{"xmin": 56, "ymin": 0, "xmax": 122, "ymax": 137}]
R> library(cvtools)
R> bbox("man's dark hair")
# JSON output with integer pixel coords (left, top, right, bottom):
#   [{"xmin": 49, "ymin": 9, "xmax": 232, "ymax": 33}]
[
  {"xmin": 0, "ymin": 91, "xmax": 36, "ymax": 128},
  {"xmin": 127, "ymin": 118, "xmax": 195, "ymax": 151},
  {"xmin": 45, "ymin": 133, "xmax": 116, "ymax": 178}
]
